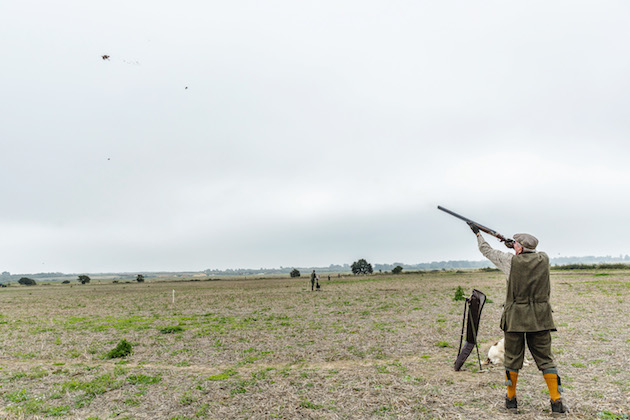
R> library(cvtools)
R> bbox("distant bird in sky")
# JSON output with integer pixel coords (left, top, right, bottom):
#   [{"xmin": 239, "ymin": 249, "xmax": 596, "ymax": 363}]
[
  {"xmin": 185, "ymin": 86, "xmax": 188, "ymax": 90},
  {"xmin": 102, "ymin": 55, "xmax": 110, "ymax": 60}
]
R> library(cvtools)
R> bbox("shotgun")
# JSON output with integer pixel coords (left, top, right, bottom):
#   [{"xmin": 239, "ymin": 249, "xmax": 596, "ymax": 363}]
[{"xmin": 438, "ymin": 205, "xmax": 514, "ymax": 248}]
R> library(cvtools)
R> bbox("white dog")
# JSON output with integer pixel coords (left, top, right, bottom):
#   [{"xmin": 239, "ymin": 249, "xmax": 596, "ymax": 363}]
[
  {"xmin": 484, "ymin": 338, "xmax": 530, "ymax": 367},
  {"xmin": 486, "ymin": 338, "xmax": 505, "ymax": 365}
]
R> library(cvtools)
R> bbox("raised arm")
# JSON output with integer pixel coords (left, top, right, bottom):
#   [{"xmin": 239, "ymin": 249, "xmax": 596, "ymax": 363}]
[{"xmin": 476, "ymin": 233, "xmax": 513, "ymax": 278}]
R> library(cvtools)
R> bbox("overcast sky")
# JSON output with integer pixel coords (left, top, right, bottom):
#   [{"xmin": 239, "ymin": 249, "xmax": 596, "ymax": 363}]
[{"xmin": 1, "ymin": 1, "xmax": 629, "ymax": 273}]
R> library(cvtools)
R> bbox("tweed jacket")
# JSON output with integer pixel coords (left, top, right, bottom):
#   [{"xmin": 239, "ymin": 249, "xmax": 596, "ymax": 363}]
[{"xmin": 476, "ymin": 235, "xmax": 556, "ymax": 332}]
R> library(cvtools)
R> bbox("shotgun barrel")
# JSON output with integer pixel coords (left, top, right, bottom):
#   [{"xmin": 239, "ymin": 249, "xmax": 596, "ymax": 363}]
[{"xmin": 438, "ymin": 205, "xmax": 513, "ymax": 247}]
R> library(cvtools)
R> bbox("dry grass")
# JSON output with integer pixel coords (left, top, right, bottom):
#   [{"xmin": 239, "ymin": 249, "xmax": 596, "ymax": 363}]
[{"xmin": 0, "ymin": 271, "xmax": 628, "ymax": 419}]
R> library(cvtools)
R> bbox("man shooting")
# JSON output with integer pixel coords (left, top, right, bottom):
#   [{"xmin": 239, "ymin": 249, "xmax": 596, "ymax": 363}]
[{"xmin": 470, "ymin": 224, "xmax": 568, "ymax": 415}]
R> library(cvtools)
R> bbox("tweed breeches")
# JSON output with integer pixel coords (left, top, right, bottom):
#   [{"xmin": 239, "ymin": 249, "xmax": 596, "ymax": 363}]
[{"xmin": 504, "ymin": 330, "xmax": 556, "ymax": 371}]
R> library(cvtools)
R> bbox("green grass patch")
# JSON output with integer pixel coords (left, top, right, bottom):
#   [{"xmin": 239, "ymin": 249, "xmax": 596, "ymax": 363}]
[
  {"xmin": 160, "ymin": 325, "xmax": 184, "ymax": 334},
  {"xmin": 61, "ymin": 373, "xmax": 123, "ymax": 396},
  {"xmin": 46, "ymin": 405, "xmax": 71, "ymax": 417},
  {"xmin": 5, "ymin": 389, "xmax": 29, "ymax": 403},
  {"xmin": 103, "ymin": 315, "xmax": 155, "ymax": 331},
  {"xmin": 207, "ymin": 369, "xmax": 238, "ymax": 381},
  {"xmin": 597, "ymin": 411, "xmax": 629, "ymax": 420},
  {"xmin": 12, "ymin": 351, "xmax": 37, "ymax": 359},
  {"xmin": 5, "ymin": 398, "xmax": 44, "ymax": 416}
]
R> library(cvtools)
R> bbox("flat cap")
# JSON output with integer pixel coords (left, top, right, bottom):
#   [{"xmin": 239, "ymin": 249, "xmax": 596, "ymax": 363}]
[{"xmin": 513, "ymin": 233, "xmax": 538, "ymax": 251}]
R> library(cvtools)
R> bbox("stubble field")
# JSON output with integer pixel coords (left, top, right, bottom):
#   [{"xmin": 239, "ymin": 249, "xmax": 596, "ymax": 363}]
[{"xmin": 0, "ymin": 270, "xmax": 628, "ymax": 419}]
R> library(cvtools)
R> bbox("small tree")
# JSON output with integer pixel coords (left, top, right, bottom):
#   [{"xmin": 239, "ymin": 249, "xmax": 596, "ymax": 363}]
[
  {"xmin": 290, "ymin": 269, "xmax": 300, "ymax": 278},
  {"xmin": 392, "ymin": 265, "xmax": 403, "ymax": 275},
  {"xmin": 136, "ymin": 274, "xmax": 145, "ymax": 283},
  {"xmin": 78, "ymin": 275, "xmax": 91, "ymax": 284},
  {"xmin": 351, "ymin": 259, "xmax": 373, "ymax": 275},
  {"xmin": 18, "ymin": 277, "xmax": 36, "ymax": 286}
]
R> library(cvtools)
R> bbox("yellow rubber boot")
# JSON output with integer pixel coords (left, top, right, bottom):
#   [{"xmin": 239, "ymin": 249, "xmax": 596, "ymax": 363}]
[{"xmin": 506, "ymin": 370, "xmax": 518, "ymax": 399}]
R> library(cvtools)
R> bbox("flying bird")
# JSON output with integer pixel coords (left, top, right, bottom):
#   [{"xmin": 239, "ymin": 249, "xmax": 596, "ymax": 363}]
[{"xmin": 102, "ymin": 55, "xmax": 110, "ymax": 60}]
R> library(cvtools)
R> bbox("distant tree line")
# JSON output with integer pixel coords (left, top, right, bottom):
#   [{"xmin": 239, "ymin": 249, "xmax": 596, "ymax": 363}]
[
  {"xmin": 551, "ymin": 263, "xmax": 630, "ymax": 270},
  {"xmin": 2, "ymin": 254, "xmax": 630, "ymax": 284},
  {"xmin": 203, "ymin": 264, "xmax": 351, "ymax": 277}
]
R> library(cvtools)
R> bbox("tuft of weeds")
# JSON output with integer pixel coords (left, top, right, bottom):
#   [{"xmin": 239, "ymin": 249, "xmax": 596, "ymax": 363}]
[
  {"xmin": 374, "ymin": 405, "xmax": 393, "ymax": 414},
  {"xmin": 230, "ymin": 379, "xmax": 253, "ymax": 395},
  {"xmin": 195, "ymin": 403, "xmax": 210, "ymax": 417},
  {"xmin": 105, "ymin": 339, "xmax": 133, "ymax": 359},
  {"xmin": 299, "ymin": 399, "xmax": 323, "ymax": 409},
  {"xmin": 179, "ymin": 391, "xmax": 196, "ymax": 406},
  {"xmin": 375, "ymin": 365, "xmax": 388, "ymax": 373}
]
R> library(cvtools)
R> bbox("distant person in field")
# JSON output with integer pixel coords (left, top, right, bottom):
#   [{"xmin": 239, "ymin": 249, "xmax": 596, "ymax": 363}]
[
  {"xmin": 316, "ymin": 274, "xmax": 320, "ymax": 290},
  {"xmin": 469, "ymin": 224, "xmax": 568, "ymax": 415},
  {"xmin": 310, "ymin": 270, "xmax": 316, "ymax": 291}
]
